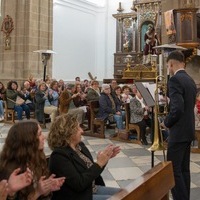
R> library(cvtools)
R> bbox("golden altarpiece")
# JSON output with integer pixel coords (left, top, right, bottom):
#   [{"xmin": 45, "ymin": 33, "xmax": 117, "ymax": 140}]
[
  {"xmin": 111, "ymin": 0, "xmax": 200, "ymax": 83},
  {"xmin": 112, "ymin": 0, "xmax": 161, "ymax": 81}
]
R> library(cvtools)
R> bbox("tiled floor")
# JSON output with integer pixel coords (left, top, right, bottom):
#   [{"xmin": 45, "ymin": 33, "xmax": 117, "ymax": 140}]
[{"xmin": 0, "ymin": 122, "xmax": 200, "ymax": 199}]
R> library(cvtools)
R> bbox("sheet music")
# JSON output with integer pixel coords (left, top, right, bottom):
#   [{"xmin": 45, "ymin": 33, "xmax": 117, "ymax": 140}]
[{"xmin": 135, "ymin": 82, "xmax": 155, "ymax": 107}]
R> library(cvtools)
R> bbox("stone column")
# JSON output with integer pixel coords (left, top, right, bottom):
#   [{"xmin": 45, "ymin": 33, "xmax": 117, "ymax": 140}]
[{"xmin": 0, "ymin": 0, "xmax": 53, "ymax": 84}]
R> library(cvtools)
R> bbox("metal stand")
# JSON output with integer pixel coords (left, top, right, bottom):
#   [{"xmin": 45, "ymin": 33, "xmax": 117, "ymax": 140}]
[
  {"xmin": 42, "ymin": 53, "xmax": 51, "ymax": 82},
  {"xmin": 151, "ymin": 151, "xmax": 155, "ymax": 168}
]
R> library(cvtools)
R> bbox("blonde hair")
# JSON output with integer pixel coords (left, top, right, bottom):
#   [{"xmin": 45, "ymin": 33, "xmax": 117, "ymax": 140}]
[{"xmin": 48, "ymin": 114, "xmax": 79, "ymax": 150}]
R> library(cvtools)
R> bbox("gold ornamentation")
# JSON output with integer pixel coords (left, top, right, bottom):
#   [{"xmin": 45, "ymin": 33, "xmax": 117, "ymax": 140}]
[
  {"xmin": 123, "ymin": 18, "xmax": 132, "ymax": 28},
  {"xmin": 123, "ymin": 64, "xmax": 157, "ymax": 80},
  {"xmin": 180, "ymin": 13, "xmax": 192, "ymax": 22}
]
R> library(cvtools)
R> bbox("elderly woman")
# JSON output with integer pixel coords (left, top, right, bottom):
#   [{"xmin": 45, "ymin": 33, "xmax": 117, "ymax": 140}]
[
  {"xmin": 0, "ymin": 121, "xmax": 65, "ymax": 199},
  {"xmin": 86, "ymin": 80, "xmax": 101, "ymax": 102},
  {"xmin": 97, "ymin": 84, "xmax": 125, "ymax": 131},
  {"xmin": 48, "ymin": 114, "xmax": 121, "ymax": 200}
]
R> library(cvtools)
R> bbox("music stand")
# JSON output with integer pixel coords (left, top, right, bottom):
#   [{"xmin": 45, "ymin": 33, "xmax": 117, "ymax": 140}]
[
  {"xmin": 135, "ymin": 82, "xmax": 155, "ymax": 107},
  {"xmin": 135, "ymin": 82, "xmax": 157, "ymax": 167}
]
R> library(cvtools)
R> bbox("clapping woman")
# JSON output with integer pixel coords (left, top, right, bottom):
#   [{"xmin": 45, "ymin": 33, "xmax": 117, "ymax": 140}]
[
  {"xmin": 6, "ymin": 80, "xmax": 30, "ymax": 120},
  {"xmin": 0, "ymin": 121, "xmax": 65, "ymax": 200},
  {"xmin": 48, "ymin": 113, "xmax": 121, "ymax": 200}
]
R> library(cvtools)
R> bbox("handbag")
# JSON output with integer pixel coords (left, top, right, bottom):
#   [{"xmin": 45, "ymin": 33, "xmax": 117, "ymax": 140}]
[
  {"xmin": 118, "ymin": 130, "xmax": 129, "ymax": 140},
  {"xmin": 7, "ymin": 96, "xmax": 25, "ymax": 106}
]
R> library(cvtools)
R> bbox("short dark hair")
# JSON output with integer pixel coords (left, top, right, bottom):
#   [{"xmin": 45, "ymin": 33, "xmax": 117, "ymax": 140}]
[{"xmin": 167, "ymin": 50, "xmax": 185, "ymax": 63}]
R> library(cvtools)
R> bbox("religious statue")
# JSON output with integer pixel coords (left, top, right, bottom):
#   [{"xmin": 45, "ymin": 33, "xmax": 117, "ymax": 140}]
[{"xmin": 143, "ymin": 24, "xmax": 159, "ymax": 64}]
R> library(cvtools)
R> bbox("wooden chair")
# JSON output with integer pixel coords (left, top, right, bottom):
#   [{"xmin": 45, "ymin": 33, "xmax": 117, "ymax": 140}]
[
  {"xmin": 108, "ymin": 161, "xmax": 175, "ymax": 200},
  {"xmin": 3, "ymin": 101, "xmax": 15, "ymax": 123},
  {"xmin": 83, "ymin": 101, "xmax": 105, "ymax": 138},
  {"xmin": 124, "ymin": 103, "xmax": 140, "ymax": 142}
]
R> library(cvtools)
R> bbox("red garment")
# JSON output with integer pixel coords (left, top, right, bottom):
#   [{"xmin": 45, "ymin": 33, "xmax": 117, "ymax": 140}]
[
  {"xmin": 143, "ymin": 32, "xmax": 158, "ymax": 55},
  {"xmin": 196, "ymin": 100, "xmax": 200, "ymax": 114}
]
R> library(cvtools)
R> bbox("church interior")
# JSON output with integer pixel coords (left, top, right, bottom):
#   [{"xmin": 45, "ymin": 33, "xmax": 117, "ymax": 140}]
[{"xmin": 0, "ymin": 0, "xmax": 200, "ymax": 199}]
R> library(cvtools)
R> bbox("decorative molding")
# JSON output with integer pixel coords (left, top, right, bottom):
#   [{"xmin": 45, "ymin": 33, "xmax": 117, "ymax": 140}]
[
  {"xmin": 54, "ymin": 0, "xmax": 106, "ymax": 15},
  {"xmin": 1, "ymin": 15, "xmax": 14, "ymax": 37},
  {"xmin": 180, "ymin": 13, "xmax": 192, "ymax": 22}
]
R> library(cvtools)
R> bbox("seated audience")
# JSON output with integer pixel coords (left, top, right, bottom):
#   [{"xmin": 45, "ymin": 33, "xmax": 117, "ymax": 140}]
[
  {"xmin": 58, "ymin": 79, "xmax": 66, "ymax": 94},
  {"xmin": 130, "ymin": 84, "xmax": 137, "ymax": 97},
  {"xmin": 0, "ymin": 121, "xmax": 65, "ymax": 200},
  {"xmin": 110, "ymin": 79, "xmax": 118, "ymax": 96},
  {"xmin": 73, "ymin": 83, "xmax": 87, "ymax": 108},
  {"xmin": 59, "ymin": 87, "xmax": 86, "ymax": 129},
  {"xmin": 35, "ymin": 82, "xmax": 58, "ymax": 123},
  {"xmin": 0, "ymin": 82, "xmax": 6, "ymax": 121},
  {"xmin": 129, "ymin": 89, "xmax": 152, "ymax": 145},
  {"xmin": 49, "ymin": 80, "xmax": 59, "ymax": 107},
  {"xmin": 27, "ymin": 74, "xmax": 36, "ymax": 88},
  {"xmin": 35, "ymin": 82, "xmax": 47, "ymax": 124},
  {"xmin": 6, "ymin": 80, "xmax": 30, "ymax": 120},
  {"xmin": 195, "ymin": 91, "xmax": 200, "ymax": 127},
  {"xmin": 21, "ymin": 86, "xmax": 35, "ymax": 112},
  {"xmin": 121, "ymin": 85, "xmax": 132, "ymax": 103},
  {"xmin": 48, "ymin": 114, "xmax": 121, "ymax": 200},
  {"xmin": 97, "ymin": 84, "xmax": 125, "ymax": 131},
  {"xmin": 82, "ymin": 79, "xmax": 90, "ymax": 93},
  {"xmin": 86, "ymin": 80, "xmax": 101, "ymax": 102},
  {"xmin": 112, "ymin": 86, "xmax": 123, "ymax": 110},
  {"xmin": 44, "ymin": 85, "xmax": 58, "ymax": 123}
]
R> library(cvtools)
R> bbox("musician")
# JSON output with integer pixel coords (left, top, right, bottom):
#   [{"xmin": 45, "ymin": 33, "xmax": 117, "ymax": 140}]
[
  {"xmin": 161, "ymin": 51, "xmax": 196, "ymax": 200},
  {"xmin": 129, "ymin": 89, "xmax": 151, "ymax": 145},
  {"xmin": 143, "ymin": 24, "xmax": 159, "ymax": 64}
]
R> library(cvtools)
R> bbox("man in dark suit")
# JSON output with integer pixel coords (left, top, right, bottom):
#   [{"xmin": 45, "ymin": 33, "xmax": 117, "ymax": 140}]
[{"xmin": 162, "ymin": 51, "xmax": 196, "ymax": 200}]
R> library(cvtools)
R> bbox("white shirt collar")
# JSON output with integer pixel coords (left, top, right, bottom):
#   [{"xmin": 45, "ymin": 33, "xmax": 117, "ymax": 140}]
[{"xmin": 174, "ymin": 68, "xmax": 185, "ymax": 75}]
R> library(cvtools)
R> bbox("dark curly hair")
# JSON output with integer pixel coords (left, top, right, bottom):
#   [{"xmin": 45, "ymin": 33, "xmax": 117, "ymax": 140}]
[{"xmin": 7, "ymin": 80, "xmax": 18, "ymax": 90}]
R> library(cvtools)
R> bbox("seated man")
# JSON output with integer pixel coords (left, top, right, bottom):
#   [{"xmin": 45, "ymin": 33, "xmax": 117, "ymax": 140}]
[
  {"xmin": 97, "ymin": 84, "xmax": 125, "ymax": 132},
  {"xmin": 129, "ymin": 89, "xmax": 152, "ymax": 145}
]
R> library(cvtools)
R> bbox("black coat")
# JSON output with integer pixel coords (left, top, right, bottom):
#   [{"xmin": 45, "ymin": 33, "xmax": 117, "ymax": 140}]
[
  {"xmin": 164, "ymin": 70, "xmax": 196, "ymax": 142},
  {"xmin": 34, "ymin": 90, "xmax": 46, "ymax": 123},
  {"xmin": 49, "ymin": 142, "xmax": 105, "ymax": 200}
]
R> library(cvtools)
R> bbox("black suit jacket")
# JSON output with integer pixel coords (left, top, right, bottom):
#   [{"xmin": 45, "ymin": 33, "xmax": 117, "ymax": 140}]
[
  {"xmin": 49, "ymin": 142, "xmax": 104, "ymax": 200},
  {"xmin": 164, "ymin": 70, "xmax": 196, "ymax": 142}
]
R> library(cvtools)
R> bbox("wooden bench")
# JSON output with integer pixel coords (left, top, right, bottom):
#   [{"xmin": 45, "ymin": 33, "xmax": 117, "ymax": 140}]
[
  {"xmin": 83, "ymin": 101, "xmax": 105, "ymax": 138},
  {"xmin": 108, "ymin": 161, "xmax": 175, "ymax": 200},
  {"xmin": 124, "ymin": 103, "xmax": 141, "ymax": 143}
]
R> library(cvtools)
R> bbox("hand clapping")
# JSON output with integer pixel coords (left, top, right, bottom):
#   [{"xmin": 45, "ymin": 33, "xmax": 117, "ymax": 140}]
[{"xmin": 96, "ymin": 145, "xmax": 121, "ymax": 168}]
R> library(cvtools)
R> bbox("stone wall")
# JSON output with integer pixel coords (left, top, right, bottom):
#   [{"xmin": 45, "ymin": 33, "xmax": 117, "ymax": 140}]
[{"xmin": 0, "ymin": 0, "xmax": 53, "ymax": 85}]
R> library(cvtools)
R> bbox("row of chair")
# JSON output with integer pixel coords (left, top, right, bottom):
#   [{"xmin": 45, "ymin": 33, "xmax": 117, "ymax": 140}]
[
  {"xmin": 2, "ymin": 100, "xmax": 141, "ymax": 143},
  {"xmin": 84, "ymin": 101, "xmax": 141, "ymax": 143}
]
